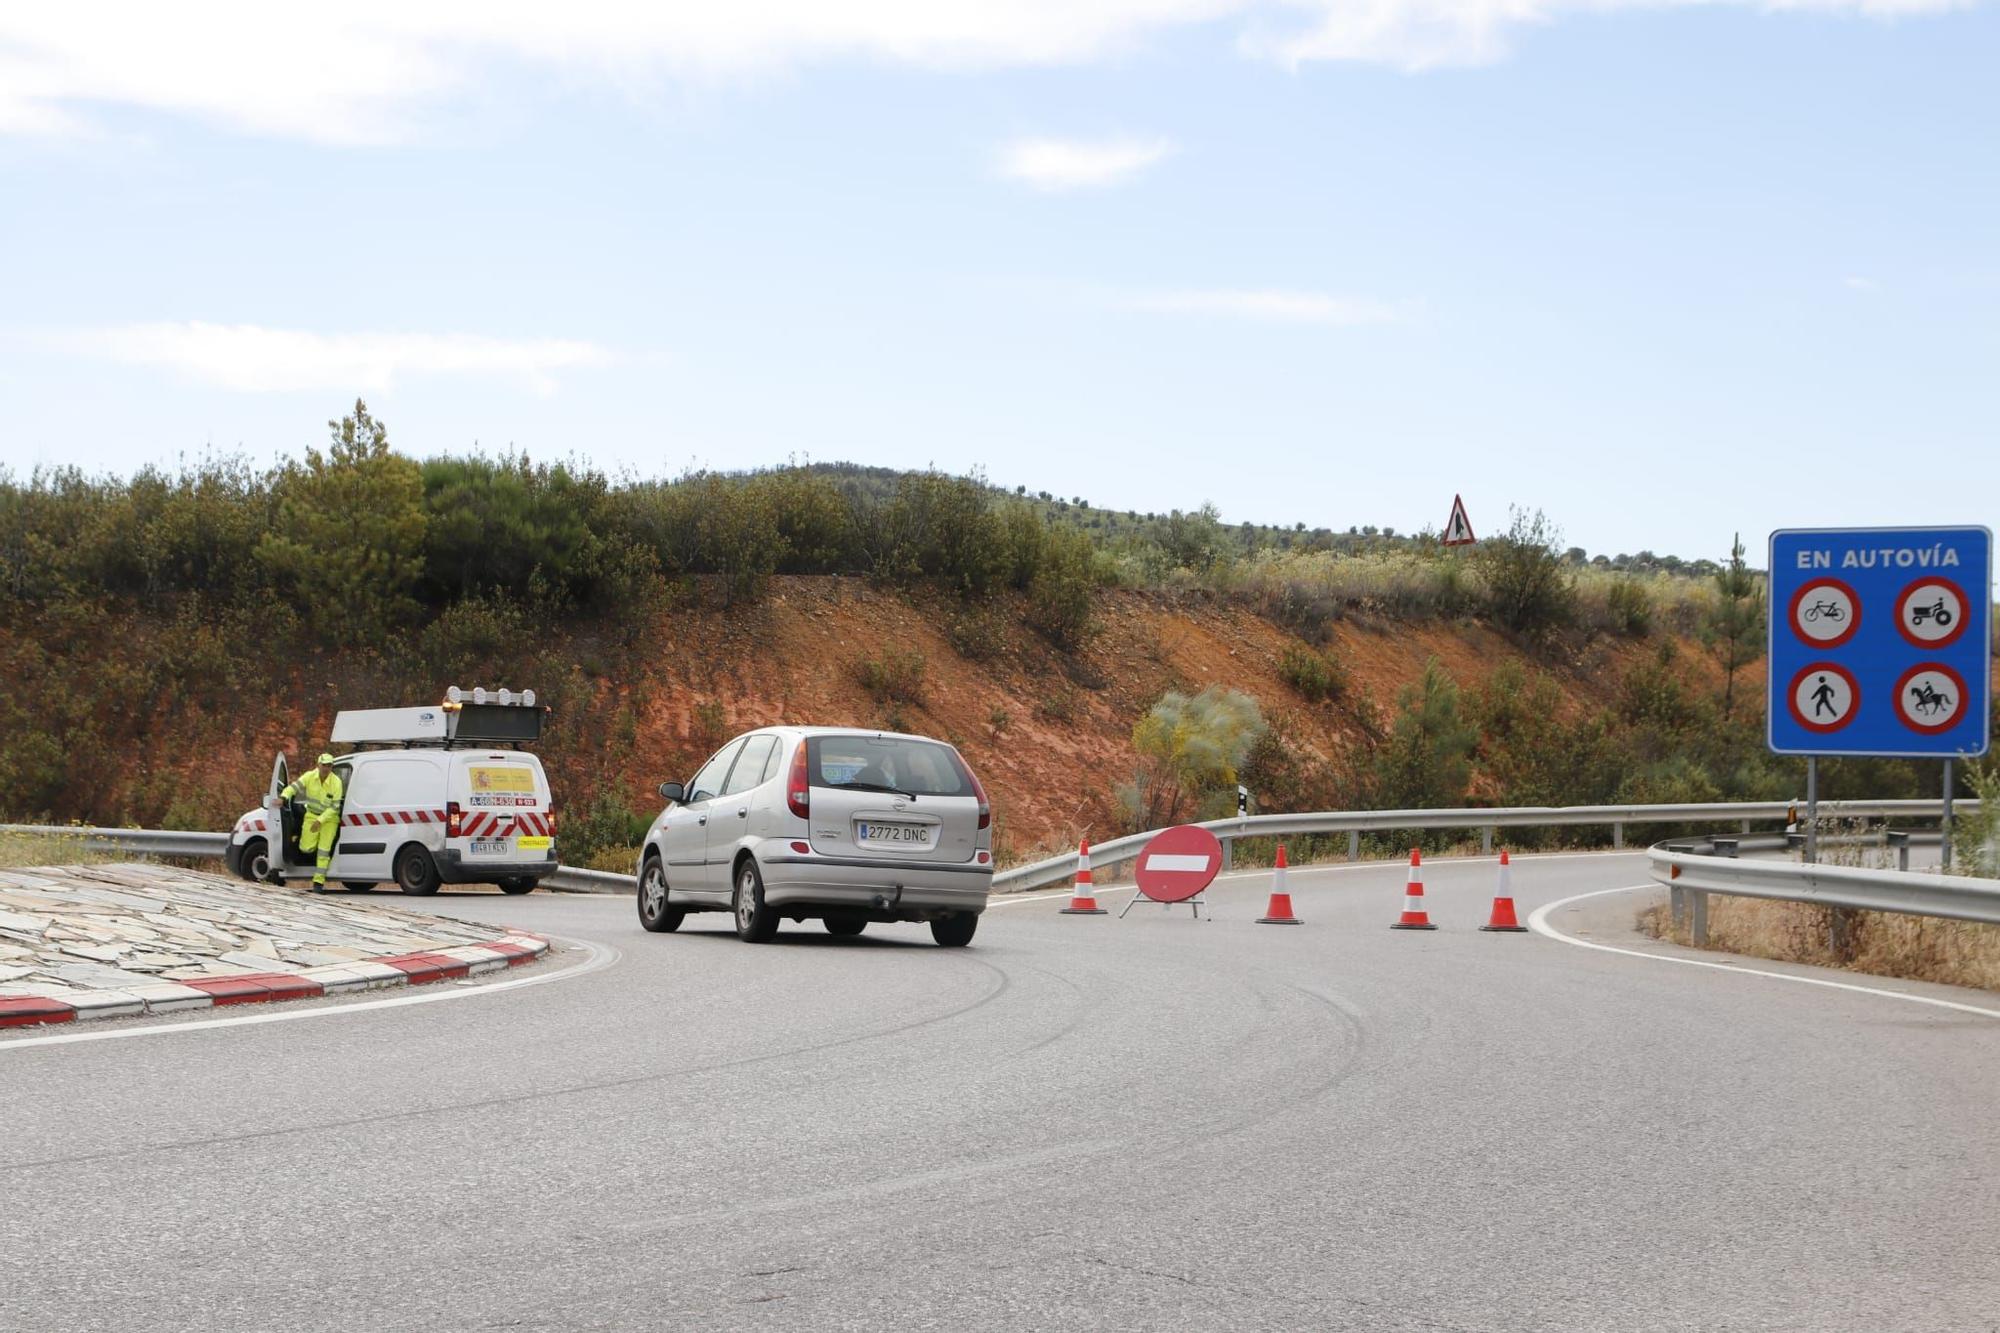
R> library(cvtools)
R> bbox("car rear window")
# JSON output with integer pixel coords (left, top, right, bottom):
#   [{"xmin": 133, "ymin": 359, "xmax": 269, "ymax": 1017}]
[{"xmin": 807, "ymin": 736, "xmax": 970, "ymax": 797}]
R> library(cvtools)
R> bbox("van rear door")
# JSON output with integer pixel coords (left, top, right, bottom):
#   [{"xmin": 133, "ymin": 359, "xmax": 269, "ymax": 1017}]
[
  {"xmin": 451, "ymin": 755, "xmax": 553, "ymax": 865},
  {"xmin": 803, "ymin": 735, "xmax": 981, "ymax": 864}
]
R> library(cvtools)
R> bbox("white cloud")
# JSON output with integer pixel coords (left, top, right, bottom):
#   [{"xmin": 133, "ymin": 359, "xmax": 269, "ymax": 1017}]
[
  {"xmin": 1126, "ymin": 288, "xmax": 1410, "ymax": 325},
  {"xmin": 62, "ymin": 322, "xmax": 612, "ymax": 394},
  {"xmin": 0, "ymin": 0, "xmax": 1970, "ymax": 142},
  {"xmin": 997, "ymin": 136, "xmax": 1177, "ymax": 190}
]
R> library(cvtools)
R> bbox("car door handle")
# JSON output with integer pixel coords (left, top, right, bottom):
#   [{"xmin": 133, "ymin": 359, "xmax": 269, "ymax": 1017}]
[
  {"xmin": 734, "ymin": 808, "xmax": 748, "ymax": 819},
  {"xmin": 697, "ymin": 815, "xmax": 708, "ymax": 826}
]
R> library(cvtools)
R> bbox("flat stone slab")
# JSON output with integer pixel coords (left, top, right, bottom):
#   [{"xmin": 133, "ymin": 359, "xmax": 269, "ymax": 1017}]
[{"xmin": 0, "ymin": 864, "xmax": 538, "ymax": 1001}]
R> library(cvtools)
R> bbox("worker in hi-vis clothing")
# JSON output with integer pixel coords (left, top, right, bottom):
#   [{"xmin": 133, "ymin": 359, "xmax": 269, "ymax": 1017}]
[{"xmin": 282, "ymin": 753, "xmax": 344, "ymax": 888}]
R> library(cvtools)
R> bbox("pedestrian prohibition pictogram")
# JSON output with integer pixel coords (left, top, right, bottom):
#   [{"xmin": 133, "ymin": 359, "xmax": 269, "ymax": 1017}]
[{"xmin": 1768, "ymin": 527, "xmax": 1991, "ymax": 758}]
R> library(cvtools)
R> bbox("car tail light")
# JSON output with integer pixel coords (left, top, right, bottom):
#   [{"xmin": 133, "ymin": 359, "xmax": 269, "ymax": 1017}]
[
  {"xmin": 446, "ymin": 801, "xmax": 464, "ymax": 838},
  {"xmin": 790, "ymin": 840, "xmax": 810, "ymax": 854},
  {"xmin": 952, "ymin": 750, "xmax": 991, "ymax": 830},
  {"xmin": 787, "ymin": 741, "xmax": 810, "ymax": 820}
]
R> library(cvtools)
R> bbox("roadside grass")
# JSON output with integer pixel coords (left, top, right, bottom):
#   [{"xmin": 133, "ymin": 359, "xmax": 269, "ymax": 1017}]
[
  {"xmin": 0, "ymin": 830, "xmax": 112, "ymax": 869},
  {"xmin": 1641, "ymin": 822, "xmax": 2000, "ymax": 993}
]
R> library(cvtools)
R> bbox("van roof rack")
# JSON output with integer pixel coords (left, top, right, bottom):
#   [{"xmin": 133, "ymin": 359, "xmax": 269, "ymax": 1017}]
[{"xmin": 329, "ymin": 689, "xmax": 546, "ymax": 749}]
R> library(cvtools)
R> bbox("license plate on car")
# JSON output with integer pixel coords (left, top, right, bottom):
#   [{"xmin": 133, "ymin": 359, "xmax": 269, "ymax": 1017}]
[
  {"xmin": 858, "ymin": 821, "xmax": 931, "ymax": 846},
  {"xmin": 470, "ymin": 838, "xmax": 509, "ymax": 855}
]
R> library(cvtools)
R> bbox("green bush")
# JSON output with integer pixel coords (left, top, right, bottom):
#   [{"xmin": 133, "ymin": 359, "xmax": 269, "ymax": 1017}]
[
  {"xmin": 1125, "ymin": 686, "xmax": 1266, "ymax": 830},
  {"xmin": 854, "ymin": 649, "xmax": 927, "ymax": 704},
  {"xmin": 1278, "ymin": 643, "xmax": 1348, "ymax": 703},
  {"xmin": 1026, "ymin": 524, "xmax": 1099, "ymax": 651},
  {"xmin": 1476, "ymin": 507, "xmax": 1575, "ymax": 639},
  {"xmin": 1606, "ymin": 578, "xmax": 1653, "ymax": 636}
]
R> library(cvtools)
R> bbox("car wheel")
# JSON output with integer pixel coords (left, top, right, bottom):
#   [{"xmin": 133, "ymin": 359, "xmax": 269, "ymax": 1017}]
[
  {"xmin": 341, "ymin": 881, "xmax": 376, "ymax": 893},
  {"xmin": 931, "ymin": 913, "xmax": 978, "ymax": 948},
  {"xmin": 638, "ymin": 856, "xmax": 684, "ymax": 933},
  {"xmin": 824, "ymin": 913, "xmax": 866, "ymax": 937},
  {"xmin": 395, "ymin": 845, "xmax": 441, "ymax": 896},
  {"xmin": 497, "ymin": 877, "xmax": 536, "ymax": 895},
  {"xmin": 732, "ymin": 859, "xmax": 778, "ymax": 943},
  {"xmin": 241, "ymin": 838, "xmax": 270, "ymax": 884}
]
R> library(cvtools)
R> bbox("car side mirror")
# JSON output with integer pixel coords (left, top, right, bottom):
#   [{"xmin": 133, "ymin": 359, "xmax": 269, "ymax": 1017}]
[{"xmin": 658, "ymin": 781, "xmax": 685, "ymax": 803}]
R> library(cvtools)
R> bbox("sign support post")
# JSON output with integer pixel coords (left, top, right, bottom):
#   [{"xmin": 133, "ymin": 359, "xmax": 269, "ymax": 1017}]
[
  {"xmin": 1805, "ymin": 757, "xmax": 1819, "ymax": 865},
  {"xmin": 1943, "ymin": 759, "xmax": 1955, "ymax": 872}
]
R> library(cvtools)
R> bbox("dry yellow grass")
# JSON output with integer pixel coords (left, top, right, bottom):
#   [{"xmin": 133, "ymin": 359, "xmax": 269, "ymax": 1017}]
[
  {"xmin": 1643, "ymin": 896, "xmax": 2000, "ymax": 993},
  {"xmin": 0, "ymin": 829, "xmax": 110, "ymax": 869}
]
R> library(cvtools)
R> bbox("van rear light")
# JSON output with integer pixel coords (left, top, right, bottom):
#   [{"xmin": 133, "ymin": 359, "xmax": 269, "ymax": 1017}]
[
  {"xmin": 787, "ymin": 741, "xmax": 810, "ymax": 820},
  {"xmin": 951, "ymin": 750, "xmax": 992, "ymax": 831},
  {"xmin": 446, "ymin": 801, "xmax": 464, "ymax": 837},
  {"xmin": 546, "ymin": 809, "xmax": 558, "ymax": 835}
]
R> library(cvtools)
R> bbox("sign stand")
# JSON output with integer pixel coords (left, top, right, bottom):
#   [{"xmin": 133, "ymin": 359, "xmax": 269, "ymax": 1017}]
[{"xmin": 1118, "ymin": 892, "xmax": 1207, "ymax": 921}]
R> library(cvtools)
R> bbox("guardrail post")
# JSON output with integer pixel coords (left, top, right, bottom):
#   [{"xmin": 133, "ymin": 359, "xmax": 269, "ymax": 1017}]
[
  {"xmin": 1713, "ymin": 837, "xmax": 1739, "ymax": 859},
  {"xmin": 1613, "ymin": 822, "xmax": 1624, "ymax": 850},
  {"xmin": 1669, "ymin": 884, "xmax": 1684, "ymax": 931},
  {"xmin": 1690, "ymin": 891, "xmax": 1708, "ymax": 947},
  {"xmin": 1741, "ymin": 820, "xmax": 1753, "ymax": 835},
  {"xmin": 1481, "ymin": 827, "xmax": 1493, "ymax": 856},
  {"xmin": 1348, "ymin": 831, "xmax": 1360, "ymax": 862},
  {"xmin": 1887, "ymin": 830, "xmax": 1911, "ymax": 873},
  {"xmin": 1221, "ymin": 837, "xmax": 1233, "ymax": 872}
]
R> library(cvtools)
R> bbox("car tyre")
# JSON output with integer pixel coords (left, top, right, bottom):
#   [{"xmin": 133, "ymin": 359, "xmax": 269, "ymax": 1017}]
[
  {"xmin": 241, "ymin": 838, "xmax": 270, "ymax": 884},
  {"xmin": 395, "ymin": 845, "xmax": 442, "ymax": 896},
  {"xmin": 732, "ymin": 859, "xmax": 779, "ymax": 943},
  {"xmin": 497, "ymin": 877, "xmax": 536, "ymax": 895},
  {"xmin": 638, "ymin": 856, "xmax": 684, "ymax": 933},
  {"xmin": 931, "ymin": 913, "xmax": 978, "ymax": 948},
  {"xmin": 824, "ymin": 913, "xmax": 867, "ymax": 938}
]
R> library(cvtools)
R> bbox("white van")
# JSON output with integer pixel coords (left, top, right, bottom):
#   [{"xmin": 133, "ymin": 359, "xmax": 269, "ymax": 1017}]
[{"xmin": 224, "ymin": 693, "xmax": 557, "ymax": 895}]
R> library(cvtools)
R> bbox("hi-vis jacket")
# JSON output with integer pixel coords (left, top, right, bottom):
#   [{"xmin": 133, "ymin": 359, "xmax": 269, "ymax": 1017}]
[{"xmin": 281, "ymin": 770, "xmax": 345, "ymax": 814}]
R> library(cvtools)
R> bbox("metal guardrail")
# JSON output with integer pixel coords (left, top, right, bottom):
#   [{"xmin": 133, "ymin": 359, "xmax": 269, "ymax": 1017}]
[
  {"xmin": 7, "ymin": 799, "xmax": 1983, "ymax": 902},
  {"xmin": 1651, "ymin": 838, "xmax": 2000, "ymax": 947},
  {"xmin": 989, "ymin": 800, "xmax": 1981, "ymax": 895}
]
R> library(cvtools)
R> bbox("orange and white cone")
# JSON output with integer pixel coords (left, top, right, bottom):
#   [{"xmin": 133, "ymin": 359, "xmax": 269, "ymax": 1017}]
[
  {"xmin": 1060, "ymin": 839, "xmax": 1106, "ymax": 915},
  {"xmin": 1389, "ymin": 848, "xmax": 1438, "ymax": 930},
  {"xmin": 1257, "ymin": 843, "xmax": 1302, "ymax": 925},
  {"xmin": 1480, "ymin": 849, "xmax": 1527, "ymax": 932}
]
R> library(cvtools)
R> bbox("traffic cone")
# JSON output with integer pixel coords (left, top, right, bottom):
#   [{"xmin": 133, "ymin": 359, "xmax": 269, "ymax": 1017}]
[
  {"xmin": 1060, "ymin": 839, "xmax": 1106, "ymax": 915},
  {"xmin": 1257, "ymin": 843, "xmax": 1302, "ymax": 925},
  {"xmin": 1389, "ymin": 848, "xmax": 1438, "ymax": 930},
  {"xmin": 1480, "ymin": 849, "xmax": 1527, "ymax": 932}
]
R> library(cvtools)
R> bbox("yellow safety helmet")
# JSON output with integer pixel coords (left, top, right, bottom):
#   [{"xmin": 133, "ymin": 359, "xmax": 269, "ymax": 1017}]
[{"xmin": 317, "ymin": 752, "xmax": 335, "ymax": 766}]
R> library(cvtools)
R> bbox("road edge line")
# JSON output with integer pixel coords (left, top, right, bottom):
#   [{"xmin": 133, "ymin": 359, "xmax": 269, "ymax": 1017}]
[{"xmin": 1527, "ymin": 884, "xmax": 2000, "ymax": 1022}]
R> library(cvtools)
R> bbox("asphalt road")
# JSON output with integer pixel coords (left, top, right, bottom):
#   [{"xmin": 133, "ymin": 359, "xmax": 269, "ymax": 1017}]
[{"xmin": 4, "ymin": 851, "xmax": 1998, "ymax": 1332}]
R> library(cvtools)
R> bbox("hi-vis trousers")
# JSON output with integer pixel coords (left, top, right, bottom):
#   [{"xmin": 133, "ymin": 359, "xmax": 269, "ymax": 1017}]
[{"xmin": 300, "ymin": 809, "xmax": 339, "ymax": 885}]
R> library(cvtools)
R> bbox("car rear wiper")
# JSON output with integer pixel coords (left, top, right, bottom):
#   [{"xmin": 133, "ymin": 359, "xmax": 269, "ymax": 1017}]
[{"xmin": 827, "ymin": 781, "xmax": 917, "ymax": 800}]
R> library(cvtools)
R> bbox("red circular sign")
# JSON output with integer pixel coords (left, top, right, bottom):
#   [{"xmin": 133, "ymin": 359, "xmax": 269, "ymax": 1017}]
[
  {"xmin": 1786, "ymin": 662, "xmax": 1860, "ymax": 734},
  {"xmin": 1787, "ymin": 577, "xmax": 1860, "ymax": 648},
  {"xmin": 1894, "ymin": 577, "xmax": 1969, "ymax": 650},
  {"xmin": 1893, "ymin": 662, "xmax": 1968, "ymax": 735},
  {"xmin": 1133, "ymin": 825, "xmax": 1223, "ymax": 902}
]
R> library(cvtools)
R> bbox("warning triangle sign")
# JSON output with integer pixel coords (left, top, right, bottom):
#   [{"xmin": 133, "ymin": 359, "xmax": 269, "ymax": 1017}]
[{"xmin": 1442, "ymin": 495, "xmax": 1475, "ymax": 547}]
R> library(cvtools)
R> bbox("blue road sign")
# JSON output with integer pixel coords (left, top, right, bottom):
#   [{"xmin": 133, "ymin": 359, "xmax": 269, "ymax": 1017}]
[{"xmin": 1768, "ymin": 527, "xmax": 1992, "ymax": 758}]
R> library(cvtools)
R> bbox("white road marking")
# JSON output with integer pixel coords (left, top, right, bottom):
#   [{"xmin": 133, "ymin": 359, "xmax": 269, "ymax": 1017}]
[
  {"xmin": 1528, "ymin": 885, "xmax": 2000, "ymax": 1022},
  {"xmin": 0, "ymin": 935, "xmax": 619, "ymax": 1052}
]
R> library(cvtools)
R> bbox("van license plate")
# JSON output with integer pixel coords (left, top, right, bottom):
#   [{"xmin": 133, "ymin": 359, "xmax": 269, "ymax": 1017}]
[
  {"xmin": 858, "ymin": 821, "xmax": 930, "ymax": 846},
  {"xmin": 470, "ymin": 838, "xmax": 509, "ymax": 855}
]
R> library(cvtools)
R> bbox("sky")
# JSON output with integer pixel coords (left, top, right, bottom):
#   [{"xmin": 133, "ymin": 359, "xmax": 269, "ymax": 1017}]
[{"xmin": 1, "ymin": 1, "xmax": 1994, "ymax": 562}]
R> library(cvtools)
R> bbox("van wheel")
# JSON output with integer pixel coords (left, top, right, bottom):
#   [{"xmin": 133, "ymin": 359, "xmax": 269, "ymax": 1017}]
[
  {"xmin": 824, "ymin": 914, "xmax": 867, "ymax": 937},
  {"xmin": 638, "ymin": 855, "xmax": 683, "ymax": 933},
  {"xmin": 931, "ymin": 913, "xmax": 978, "ymax": 948},
  {"xmin": 241, "ymin": 839, "xmax": 270, "ymax": 883},
  {"xmin": 732, "ymin": 860, "xmax": 778, "ymax": 943},
  {"xmin": 395, "ymin": 845, "xmax": 441, "ymax": 896},
  {"xmin": 497, "ymin": 878, "xmax": 536, "ymax": 895}
]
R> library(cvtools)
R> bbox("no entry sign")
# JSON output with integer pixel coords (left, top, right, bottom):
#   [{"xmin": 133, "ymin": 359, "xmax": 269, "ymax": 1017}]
[{"xmin": 1134, "ymin": 825, "xmax": 1223, "ymax": 903}]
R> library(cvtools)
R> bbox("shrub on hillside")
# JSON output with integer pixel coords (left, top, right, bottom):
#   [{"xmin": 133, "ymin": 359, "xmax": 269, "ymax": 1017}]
[
  {"xmin": 1027, "ymin": 524, "xmax": 1099, "ymax": 651},
  {"xmin": 1475, "ymin": 507, "xmax": 1575, "ymax": 639},
  {"xmin": 1278, "ymin": 643, "xmax": 1348, "ymax": 703},
  {"xmin": 1370, "ymin": 658, "xmax": 1476, "ymax": 812},
  {"xmin": 854, "ymin": 649, "xmax": 927, "ymax": 704},
  {"xmin": 1605, "ymin": 577, "xmax": 1653, "ymax": 636},
  {"xmin": 1122, "ymin": 686, "xmax": 1266, "ymax": 830}
]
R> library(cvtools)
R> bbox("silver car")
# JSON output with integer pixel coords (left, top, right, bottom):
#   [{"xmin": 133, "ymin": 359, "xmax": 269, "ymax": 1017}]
[{"xmin": 636, "ymin": 727, "xmax": 994, "ymax": 946}]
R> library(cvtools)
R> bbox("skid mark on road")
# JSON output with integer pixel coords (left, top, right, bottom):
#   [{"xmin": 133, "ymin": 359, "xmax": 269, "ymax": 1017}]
[{"xmin": 1529, "ymin": 885, "xmax": 2000, "ymax": 1022}]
